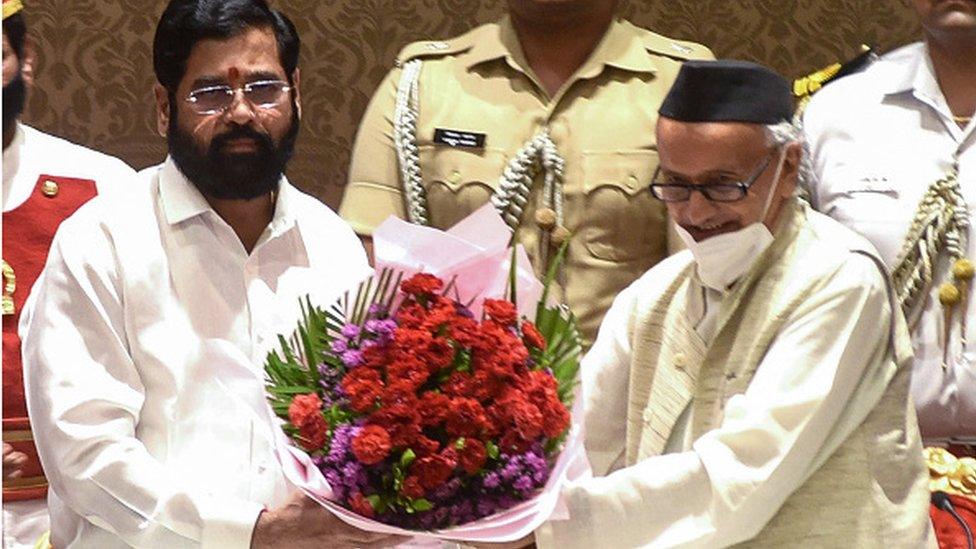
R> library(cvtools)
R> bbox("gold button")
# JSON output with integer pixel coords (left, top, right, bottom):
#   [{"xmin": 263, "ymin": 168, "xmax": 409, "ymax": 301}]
[
  {"xmin": 41, "ymin": 180, "xmax": 59, "ymax": 198},
  {"xmin": 448, "ymin": 170, "xmax": 462, "ymax": 185},
  {"xmin": 550, "ymin": 226, "xmax": 571, "ymax": 245},
  {"xmin": 626, "ymin": 175, "xmax": 639, "ymax": 190},
  {"xmin": 535, "ymin": 208, "xmax": 557, "ymax": 229},
  {"xmin": 673, "ymin": 353, "xmax": 686, "ymax": 368}
]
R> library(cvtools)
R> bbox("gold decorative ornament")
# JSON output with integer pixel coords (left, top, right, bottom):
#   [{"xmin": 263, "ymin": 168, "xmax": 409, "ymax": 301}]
[
  {"xmin": 41, "ymin": 180, "xmax": 59, "ymax": 198},
  {"xmin": 939, "ymin": 282, "xmax": 961, "ymax": 369},
  {"xmin": 2, "ymin": 260, "xmax": 15, "ymax": 316},
  {"xmin": 550, "ymin": 226, "xmax": 571, "ymax": 246},
  {"xmin": 534, "ymin": 208, "xmax": 557, "ymax": 230},
  {"xmin": 925, "ymin": 447, "xmax": 976, "ymax": 499}
]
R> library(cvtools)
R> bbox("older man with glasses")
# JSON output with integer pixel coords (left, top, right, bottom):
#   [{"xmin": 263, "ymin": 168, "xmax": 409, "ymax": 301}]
[{"xmin": 533, "ymin": 60, "xmax": 934, "ymax": 548}]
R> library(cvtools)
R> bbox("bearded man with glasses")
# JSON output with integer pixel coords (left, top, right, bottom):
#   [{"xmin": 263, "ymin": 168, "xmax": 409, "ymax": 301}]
[
  {"xmin": 20, "ymin": 1, "xmax": 403, "ymax": 548},
  {"xmin": 534, "ymin": 60, "xmax": 933, "ymax": 548}
]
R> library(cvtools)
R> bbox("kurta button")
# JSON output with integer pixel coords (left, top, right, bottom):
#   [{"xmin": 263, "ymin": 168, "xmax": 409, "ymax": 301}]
[
  {"xmin": 449, "ymin": 170, "xmax": 462, "ymax": 185},
  {"xmin": 626, "ymin": 175, "xmax": 639, "ymax": 190},
  {"xmin": 673, "ymin": 353, "xmax": 686, "ymax": 368},
  {"xmin": 41, "ymin": 180, "xmax": 59, "ymax": 198}
]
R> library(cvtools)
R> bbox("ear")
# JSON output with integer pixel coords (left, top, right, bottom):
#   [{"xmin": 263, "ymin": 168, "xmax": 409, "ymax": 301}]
[
  {"xmin": 19, "ymin": 38, "xmax": 35, "ymax": 87},
  {"xmin": 154, "ymin": 83, "xmax": 171, "ymax": 137},
  {"xmin": 291, "ymin": 68, "xmax": 302, "ymax": 120},
  {"xmin": 780, "ymin": 141, "xmax": 802, "ymax": 197}
]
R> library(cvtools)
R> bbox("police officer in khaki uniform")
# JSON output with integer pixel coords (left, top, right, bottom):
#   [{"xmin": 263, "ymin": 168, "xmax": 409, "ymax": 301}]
[{"xmin": 340, "ymin": 0, "xmax": 713, "ymax": 345}]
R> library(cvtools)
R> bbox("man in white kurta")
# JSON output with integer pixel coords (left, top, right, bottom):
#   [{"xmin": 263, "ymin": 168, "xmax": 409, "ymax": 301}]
[
  {"xmin": 536, "ymin": 60, "xmax": 933, "ymax": 548},
  {"xmin": 20, "ymin": 1, "xmax": 403, "ymax": 547}
]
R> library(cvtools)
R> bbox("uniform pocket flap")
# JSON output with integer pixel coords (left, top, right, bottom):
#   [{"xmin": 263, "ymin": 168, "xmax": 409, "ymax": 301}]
[
  {"xmin": 419, "ymin": 146, "xmax": 507, "ymax": 192},
  {"xmin": 580, "ymin": 149, "xmax": 658, "ymax": 196}
]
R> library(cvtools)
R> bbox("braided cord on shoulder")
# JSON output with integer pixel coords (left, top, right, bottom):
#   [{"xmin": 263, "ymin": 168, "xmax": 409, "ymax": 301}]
[
  {"xmin": 892, "ymin": 164, "xmax": 970, "ymax": 322},
  {"xmin": 393, "ymin": 59, "xmax": 428, "ymax": 225},
  {"xmin": 490, "ymin": 131, "xmax": 565, "ymax": 231}
]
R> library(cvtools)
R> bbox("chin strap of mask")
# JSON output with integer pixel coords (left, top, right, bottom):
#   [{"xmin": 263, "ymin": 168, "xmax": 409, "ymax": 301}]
[{"xmin": 891, "ymin": 157, "xmax": 972, "ymax": 367}]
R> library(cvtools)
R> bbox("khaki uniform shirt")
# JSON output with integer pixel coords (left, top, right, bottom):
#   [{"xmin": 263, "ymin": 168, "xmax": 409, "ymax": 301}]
[{"xmin": 340, "ymin": 17, "xmax": 712, "ymax": 344}]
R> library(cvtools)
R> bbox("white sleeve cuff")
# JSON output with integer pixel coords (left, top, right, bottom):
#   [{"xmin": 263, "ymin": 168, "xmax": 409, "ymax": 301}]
[{"xmin": 200, "ymin": 498, "xmax": 264, "ymax": 549}]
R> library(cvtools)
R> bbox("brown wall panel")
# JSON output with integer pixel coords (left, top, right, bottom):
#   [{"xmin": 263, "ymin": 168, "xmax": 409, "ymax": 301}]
[{"xmin": 21, "ymin": 0, "xmax": 920, "ymax": 208}]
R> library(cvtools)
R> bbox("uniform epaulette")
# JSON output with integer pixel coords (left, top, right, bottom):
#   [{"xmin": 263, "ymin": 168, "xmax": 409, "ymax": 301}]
[
  {"xmin": 794, "ymin": 45, "xmax": 876, "ymax": 107},
  {"xmin": 395, "ymin": 31, "xmax": 477, "ymax": 67},
  {"xmin": 640, "ymin": 30, "xmax": 713, "ymax": 61}
]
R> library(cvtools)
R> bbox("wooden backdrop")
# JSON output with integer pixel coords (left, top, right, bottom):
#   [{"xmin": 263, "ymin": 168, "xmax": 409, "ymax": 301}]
[{"xmin": 21, "ymin": 0, "xmax": 920, "ymax": 208}]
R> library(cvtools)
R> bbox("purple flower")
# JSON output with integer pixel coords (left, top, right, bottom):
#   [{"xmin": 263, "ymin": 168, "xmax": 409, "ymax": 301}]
[
  {"xmin": 340, "ymin": 324, "xmax": 361, "ymax": 339},
  {"xmin": 482, "ymin": 471, "xmax": 501, "ymax": 489},
  {"xmin": 330, "ymin": 339, "xmax": 349, "ymax": 354},
  {"xmin": 514, "ymin": 475, "xmax": 533, "ymax": 493},
  {"xmin": 341, "ymin": 349, "xmax": 364, "ymax": 368},
  {"xmin": 367, "ymin": 303, "xmax": 388, "ymax": 317}
]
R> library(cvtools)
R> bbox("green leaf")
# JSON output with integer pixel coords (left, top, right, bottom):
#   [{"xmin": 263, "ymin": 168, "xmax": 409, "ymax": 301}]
[
  {"xmin": 411, "ymin": 498, "xmax": 433, "ymax": 512},
  {"xmin": 454, "ymin": 437, "xmax": 466, "ymax": 450},
  {"xmin": 400, "ymin": 448, "xmax": 416, "ymax": 468},
  {"xmin": 486, "ymin": 440, "xmax": 500, "ymax": 460}
]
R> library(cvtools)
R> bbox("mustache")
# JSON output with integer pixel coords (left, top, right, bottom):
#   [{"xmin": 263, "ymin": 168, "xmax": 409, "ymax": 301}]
[{"xmin": 209, "ymin": 125, "xmax": 275, "ymax": 154}]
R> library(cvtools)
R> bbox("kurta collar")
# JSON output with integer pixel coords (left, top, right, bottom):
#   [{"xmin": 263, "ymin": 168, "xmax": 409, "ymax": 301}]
[{"xmin": 159, "ymin": 155, "xmax": 300, "ymax": 236}]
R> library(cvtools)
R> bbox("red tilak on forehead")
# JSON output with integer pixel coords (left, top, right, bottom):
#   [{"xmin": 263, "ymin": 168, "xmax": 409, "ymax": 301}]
[{"xmin": 227, "ymin": 66, "xmax": 240, "ymax": 81}]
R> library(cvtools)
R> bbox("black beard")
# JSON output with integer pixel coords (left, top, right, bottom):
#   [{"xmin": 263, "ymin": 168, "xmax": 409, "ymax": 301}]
[
  {"xmin": 3, "ymin": 71, "xmax": 26, "ymax": 145},
  {"xmin": 167, "ymin": 105, "xmax": 299, "ymax": 201}
]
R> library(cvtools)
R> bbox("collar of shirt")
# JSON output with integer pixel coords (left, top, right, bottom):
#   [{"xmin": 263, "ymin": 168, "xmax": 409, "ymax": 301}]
[
  {"xmin": 880, "ymin": 42, "xmax": 973, "ymax": 142},
  {"xmin": 158, "ymin": 156, "xmax": 308, "ymax": 255},
  {"xmin": 465, "ymin": 16, "xmax": 659, "ymax": 77}
]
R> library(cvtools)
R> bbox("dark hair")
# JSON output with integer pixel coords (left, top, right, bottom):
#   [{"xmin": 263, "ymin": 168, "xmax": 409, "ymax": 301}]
[
  {"xmin": 152, "ymin": 0, "xmax": 299, "ymax": 94},
  {"xmin": 3, "ymin": 12, "xmax": 27, "ymax": 61}
]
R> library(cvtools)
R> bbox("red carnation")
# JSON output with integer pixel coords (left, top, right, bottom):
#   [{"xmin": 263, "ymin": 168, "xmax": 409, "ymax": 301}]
[
  {"xmin": 510, "ymin": 398, "xmax": 544, "ymax": 440},
  {"xmin": 288, "ymin": 393, "xmax": 322, "ymax": 428},
  {"xmin": 418, "ymin": 391, "xmax": 451, "ymax": 427},
  {"xmin": 412, "ymin": 453, "xmax": 456, "ymax": 490},
  {"xmin": 401, "ymin": 475, "xmax": 425, "ymax": 499},
  {"xmin": 351, "ymin": 424, "xmax": 393, "ymax": 465},
  {"xmin": 457, "ymin": 438, "xmax": 487, "ymax": 474},
  {"xmin": 542, "ymin": 398, "xmax": 571, "ymax": 438},
  {"xmin": 297, "ymin": 413, "xmax": 329, "ymax": 451},
  {"xmin": 401, "ymin": 273, "xmax": 444, "ymax": 296},
  {"xmin": 413, "ymin": 435, "xmax": 441, "ymax": 457},
  {"xmin": 342, "ymin": 367, "xmax": 384, "ymax": 413},
  {"xmin": 445, "ymin": 397, "xmax": 489, "ymax": 438},
  {"xmin": 521, "ymin": 321, "xmax": 546, "ymax": 349},
  {"xmin": 349, "ymin": 492, "xmax": 375, "ymax": 518},
  {"xmin": 483, "ymin": 299, "xmax": 518, "ymax": 326},
  {"xmin": 369, "ymin": 404, "xmax": 422, "ymax": 447},
  {"xmin": 500, "ymin": 430, "xmax": 533, "ymax": 454}
]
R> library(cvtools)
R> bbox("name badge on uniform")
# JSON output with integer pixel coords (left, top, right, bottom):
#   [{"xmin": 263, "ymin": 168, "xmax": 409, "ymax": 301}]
[{"xmin": 433, "ymin": 128, "xmax": 486, "ymax": 149}]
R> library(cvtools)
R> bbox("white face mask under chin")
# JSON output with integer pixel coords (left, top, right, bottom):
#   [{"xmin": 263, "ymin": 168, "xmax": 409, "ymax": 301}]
[{"xmin": 675, "ymin": 149, "xmax": 788, "ymax": 291}]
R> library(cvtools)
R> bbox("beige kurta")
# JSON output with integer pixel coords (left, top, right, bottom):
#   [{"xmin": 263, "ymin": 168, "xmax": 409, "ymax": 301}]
[
  {"xmin": 339, "ymin": 17, "xmax": 713, "ymax": 345},
  {"xmin": 537, "ymin": 202, "xmax": 934, "ymax": 548}
]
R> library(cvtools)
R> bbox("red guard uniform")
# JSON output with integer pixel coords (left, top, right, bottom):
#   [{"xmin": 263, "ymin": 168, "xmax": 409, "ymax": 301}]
[{"xmin": 2, "ymin": 123, "xmax": 135, "ymax": 548}]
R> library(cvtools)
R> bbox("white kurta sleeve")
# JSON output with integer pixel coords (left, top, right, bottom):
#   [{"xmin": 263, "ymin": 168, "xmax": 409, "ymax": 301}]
[
  {"xmin": 22, "ymin": 220, "xmax": 263, "ymax": 549},
  {"xmin": 578, "ymin": 283, "xmax": 638, "ymax": 476},
  {"xmin": 537, "ymin": 253, "xmax": 896, "ymax": 548}
]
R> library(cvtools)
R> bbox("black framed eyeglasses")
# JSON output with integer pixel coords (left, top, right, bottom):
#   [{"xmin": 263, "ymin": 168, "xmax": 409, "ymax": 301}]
[
  {"xmin": 184, "ymin": 80, "xmax": 292, "ymax": 115},
  {"xmin": 649, "ymin": 152, "xmax": 774, "ymax": 203}
]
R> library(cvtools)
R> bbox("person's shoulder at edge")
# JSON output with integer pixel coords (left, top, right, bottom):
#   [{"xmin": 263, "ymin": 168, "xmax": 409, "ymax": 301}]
[
  {"xmin": 622, "ymin": 19, "xmax": 715, "ymax": 61},
  {"xmin": 804, "ymin": 41, "xmax": 925, "ymax": 121},
  {"xmin": 393, "ymin": 21, "xmax": 497, "ymax": 67},
  {"xmin": 20, "ymin": 124, "xmax": 137, "ymax": 185}
]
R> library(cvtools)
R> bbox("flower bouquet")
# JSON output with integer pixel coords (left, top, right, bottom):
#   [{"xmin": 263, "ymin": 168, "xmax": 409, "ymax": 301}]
[{"xmin": 263, "ymin": 205, "xmax": 587, "ymax": 543}]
